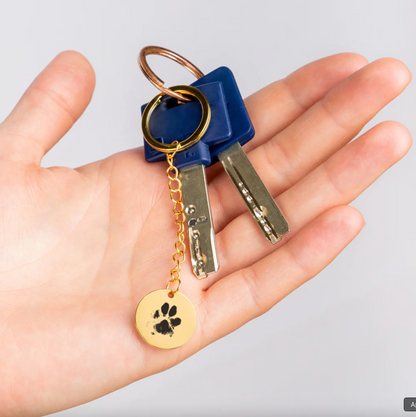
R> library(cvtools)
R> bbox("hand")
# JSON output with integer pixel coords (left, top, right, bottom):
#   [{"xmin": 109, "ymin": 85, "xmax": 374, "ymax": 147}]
[{"xmin": 0, "ymin": 51, "xmax": 411, "ymax": 416}]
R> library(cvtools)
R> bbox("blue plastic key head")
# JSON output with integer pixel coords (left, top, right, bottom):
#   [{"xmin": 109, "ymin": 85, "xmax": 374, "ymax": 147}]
[
  {"xmin": 142, "ymin": 81, "xmax": 232, "ymax": 169},
  {"xmin": 192, "ymin": 67, "xmax": 255, "ymax": 164}
]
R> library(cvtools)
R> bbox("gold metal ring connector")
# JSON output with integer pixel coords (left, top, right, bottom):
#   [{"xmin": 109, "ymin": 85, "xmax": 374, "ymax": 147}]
[
  {"xmin": 138, "ymin": 46, "xmax": 204, "ymax": 102},
  {"xmin": 141, "ymin": 85, "xmax": 211, "ymax": 153},
  {"xmin": 166, "ymin": 278, "xmax": 181, "ymax": 296}
]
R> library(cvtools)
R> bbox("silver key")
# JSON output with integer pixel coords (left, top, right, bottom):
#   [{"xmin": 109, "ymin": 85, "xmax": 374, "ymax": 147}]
[
  {"xmin": 218, "ymin": 143, "xmax": 289, "ymax": 244},
  {"xmin": 181, "ymin": 164, "xmax": 219, "ymax": 279}
]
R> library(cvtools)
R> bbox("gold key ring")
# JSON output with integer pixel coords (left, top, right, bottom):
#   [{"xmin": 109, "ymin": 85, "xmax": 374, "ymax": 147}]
[
  {"xmin": 138, "ymin": 46, "xmax": 204, "ymax": 103},
  {"xmin": 142, "ymin": 85, "xmax": 211, "ymax": 153}
]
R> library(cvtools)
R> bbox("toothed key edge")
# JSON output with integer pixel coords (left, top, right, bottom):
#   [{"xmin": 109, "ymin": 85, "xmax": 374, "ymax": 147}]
[
  {"xmin": 218, "ymin": 143, "xmax": 289, "ymax": 243},
  {"xmin": 181, "ymin": 164, "xmax": 219, "ymax": 278}
]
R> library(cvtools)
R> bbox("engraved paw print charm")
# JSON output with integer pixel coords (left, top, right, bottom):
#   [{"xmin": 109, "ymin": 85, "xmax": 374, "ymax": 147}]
[
  {"xmin": 136, "ymin": 289, "xmax": 196, "ymax": 349},
  {"xmin": 151, "ymin": 302, "xmax": 182, "ymax": 337}
]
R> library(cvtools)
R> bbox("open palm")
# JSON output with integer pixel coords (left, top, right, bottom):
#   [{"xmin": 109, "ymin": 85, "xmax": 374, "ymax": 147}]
[{"xmin": 0, "ymin": 51, "xmax": 411, "ymax": 416}]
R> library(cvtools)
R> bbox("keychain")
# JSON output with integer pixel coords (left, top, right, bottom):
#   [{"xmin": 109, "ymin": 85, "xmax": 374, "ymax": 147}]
[
  {"xmin": 135, "ymin": 49, "xmax": 211, "ymax": 349},
  {"xmin": 135, "ymin": 46, "xmax": 289, "ymax": 350}
]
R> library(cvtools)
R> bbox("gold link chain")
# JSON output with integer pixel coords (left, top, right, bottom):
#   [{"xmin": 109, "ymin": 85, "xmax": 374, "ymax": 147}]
[{"xmin": 165, "ymin": 142, "xmax": 185, "ymax": 295}]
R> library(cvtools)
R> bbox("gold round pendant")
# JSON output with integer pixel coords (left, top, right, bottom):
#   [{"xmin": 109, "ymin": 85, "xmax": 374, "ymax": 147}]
[{"xmin": 135, "ymin": 289, "xmax": 197, "ymax": 350}]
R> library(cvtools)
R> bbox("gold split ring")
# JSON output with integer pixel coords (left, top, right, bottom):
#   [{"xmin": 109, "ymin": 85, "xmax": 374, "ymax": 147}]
[
  {"xmin": 141, "ymin": 85, "xmax": 211, "ymax": 153},
  {"xmin": 138, "ymin": 46, "xmax": 204, "ymax": 102}
]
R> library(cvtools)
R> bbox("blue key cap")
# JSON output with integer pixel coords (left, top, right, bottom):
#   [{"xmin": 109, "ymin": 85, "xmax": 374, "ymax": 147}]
[
  {"xmin": 143, "ymin": 81, "xmax": 232, "ymax": 169},
  {"xmin": 192, "ymin": 66, "xmax": 255, "ymax": 164},
  {"xmin": 142, "ymin": 67, "xmax": 256, "ymax": 169}
]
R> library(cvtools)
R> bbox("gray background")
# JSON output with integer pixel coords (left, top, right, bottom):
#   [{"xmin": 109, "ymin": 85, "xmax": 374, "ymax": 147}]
[{"xmin": 0, "ymin": 1, "xmax": 415, "ymax": 416}]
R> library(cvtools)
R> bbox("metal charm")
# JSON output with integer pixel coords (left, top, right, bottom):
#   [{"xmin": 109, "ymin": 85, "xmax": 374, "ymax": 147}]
[{"xmin": 135, "ymin": 289, "xmax": 197, "ymax": 350}]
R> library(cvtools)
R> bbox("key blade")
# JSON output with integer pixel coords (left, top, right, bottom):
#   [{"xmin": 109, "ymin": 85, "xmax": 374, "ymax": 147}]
[
  {"xmin": 181, "ymin": 164, "xmax": 219, "ymax": 279},
  {"xmin": 218, "ymin": 143, "xmax": 289, "ymax": 244}
]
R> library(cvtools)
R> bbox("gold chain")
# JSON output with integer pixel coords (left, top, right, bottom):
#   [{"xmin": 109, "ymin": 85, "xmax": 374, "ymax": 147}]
[{"xmin": 165, "ymin": 142, "xmax": 186, "ymax": 295}]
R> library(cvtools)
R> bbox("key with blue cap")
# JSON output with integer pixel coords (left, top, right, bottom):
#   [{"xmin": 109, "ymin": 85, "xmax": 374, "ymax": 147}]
[
  {"xmin": 143, "ymin": 81, "xmax": 232, "ymax": 279},
  {"xmin": 193, "ymin": 67, "xmax": 290, "ymax": 244}
]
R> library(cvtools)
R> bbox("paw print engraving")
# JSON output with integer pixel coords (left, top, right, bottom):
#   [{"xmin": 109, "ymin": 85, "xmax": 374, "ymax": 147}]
[{"xmin": 151, "ymin": 302, "xmax": 182, "ymax": 337}]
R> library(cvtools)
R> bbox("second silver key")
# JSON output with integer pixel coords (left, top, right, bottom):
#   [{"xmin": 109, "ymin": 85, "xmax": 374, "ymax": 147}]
[{"xmin": 218, "ymin": 142, "xmax": 289, "ymax": 244}]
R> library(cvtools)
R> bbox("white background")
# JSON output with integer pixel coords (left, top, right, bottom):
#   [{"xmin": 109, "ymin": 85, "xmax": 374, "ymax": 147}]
[{"xmin": 0, "ymin": 1, "xmax": 415, "ymax": 416}]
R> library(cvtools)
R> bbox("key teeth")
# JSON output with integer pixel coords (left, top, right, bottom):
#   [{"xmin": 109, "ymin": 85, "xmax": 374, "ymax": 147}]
[
  {"xmin": 181, "ymin": 164, "xmax": 219, "ymax": 279},
  {"xmin": 268, "ymin": 233, "xmax": 282, "ymax": 245},
  {"xmin": 189, "ymin": 227, "xmax": 208, "ymax": 279},
  {"xmin": 195, "ymin": 269, "xmax": 208, "ymax": 279},
  {"xmin": 218, "ymin": 143, "xmax": 290, "ymax": 245}
]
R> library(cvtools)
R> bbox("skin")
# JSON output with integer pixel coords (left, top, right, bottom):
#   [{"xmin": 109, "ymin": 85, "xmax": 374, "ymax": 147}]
[{"xmin": 0, "ymin": 51, "xmax": 411, "ymax": 416}]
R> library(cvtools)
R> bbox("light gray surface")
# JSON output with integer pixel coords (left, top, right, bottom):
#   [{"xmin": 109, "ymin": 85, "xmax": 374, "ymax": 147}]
[{"xmin": 0, "ymin": 1, "xmax": 415, "ymax": 416}]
